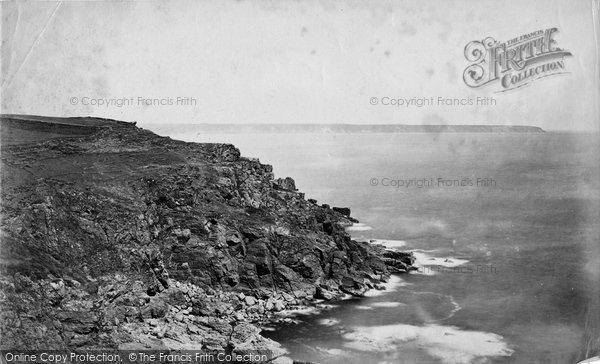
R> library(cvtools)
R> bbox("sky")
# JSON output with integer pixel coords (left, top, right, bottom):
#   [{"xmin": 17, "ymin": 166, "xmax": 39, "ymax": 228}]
[{"xmin": 1, "ymin": 0, "xmax": 599, "ymax": 130}]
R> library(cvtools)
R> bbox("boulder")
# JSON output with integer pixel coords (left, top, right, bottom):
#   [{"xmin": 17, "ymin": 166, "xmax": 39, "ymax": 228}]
[
  {"xmin": 382, "ymin": 250, "xmax": 415, "ymax": 266},
  {"xmin": 332, "ymin": 207, "xmax": 351, "ymax": 217},
  {"xmin": 272, "ymin": 177, "xmax": 297, "ymax": 191},
  {"xmin": 314, "ymin": 286, "xmax": 335, "ymax": 300},
  {"xmin": 339, "ymin": 277, "xmax": 368, "ymax": 297},
  {"xmin": 265, "ymin": 299, "xmax": 274, "ymax": 311},
  {"xmin": 274, "ymin": 300, "xmax": 285, "ymax": 312},
  {"xmin": 187, "ymin": 323, "xmax": 202, "ymax": 335},
  {"xmin": 140, "ymin": 298, "xmax": 169, "ymax": 319}
]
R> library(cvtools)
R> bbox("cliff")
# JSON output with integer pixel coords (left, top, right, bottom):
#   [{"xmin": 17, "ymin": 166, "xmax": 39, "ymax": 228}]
[{"xmin": 0, "ymin": 115, "xmax": 403, "ymax": 358}]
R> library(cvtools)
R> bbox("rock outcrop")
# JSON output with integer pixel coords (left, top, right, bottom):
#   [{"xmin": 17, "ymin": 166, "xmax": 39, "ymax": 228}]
[{"xmin": 0, "ymin": 115, "xmax": 412, "ymax": 358}]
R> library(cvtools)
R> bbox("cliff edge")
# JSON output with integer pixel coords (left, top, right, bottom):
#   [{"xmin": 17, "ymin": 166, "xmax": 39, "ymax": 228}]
[{"xmin": 0, "ymin": 115, "xmax": 402, "ymax": 358}]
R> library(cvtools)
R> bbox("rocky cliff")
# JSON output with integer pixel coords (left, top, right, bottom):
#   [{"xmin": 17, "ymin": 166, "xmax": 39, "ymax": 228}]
[{"xmin": 0, "ymin": 116, "xmax": 404, "ymax": 359}]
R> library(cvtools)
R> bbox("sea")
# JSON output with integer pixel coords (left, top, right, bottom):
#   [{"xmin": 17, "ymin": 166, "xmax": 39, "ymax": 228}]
[{"xmin": 155, "ymin": 128, "xmax": 600, "ymax": 364}]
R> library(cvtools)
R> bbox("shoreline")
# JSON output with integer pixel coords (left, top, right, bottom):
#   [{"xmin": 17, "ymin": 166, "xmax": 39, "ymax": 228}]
[
  {"xmin": 0, "ymin": 115, "xmax": 416, "ymax": 362},
  {"xmin": 263, "ymin": 232, "xmax": 516, "ymax": 364}
]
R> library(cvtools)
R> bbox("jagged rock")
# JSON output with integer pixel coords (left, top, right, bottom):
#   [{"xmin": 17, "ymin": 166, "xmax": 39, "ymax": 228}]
[
  {"xmin": 54, "ymin": 311, "xmax": 98, "ymax": 334},
  {"xmin": 281, "ymin": 292, "xmax": 294, "ymax": 302},
  {"xmin": 314, "ymin": 286, "xmax": 335, "ymax": 300},
  {"xmin": 265, "ymin": 299, "xmax": 274, "ymax": 311},
  {"xmin": 244, "ymin": 296, "xmax": 257, "ymax": 306},
  {"xmin": 339, "ymin": 277, "xmax": 368, "ymax": 297},
  {"xmin": 273, "ymin": 300, "xmax": 285, "ymax": 312},
  {"xmin": 332, "ymin": 207, "xmax": 351, "ymax": 216},
  {"xmin": 186, "ymin": 323, "xmax": 201, "ymax": 335},
  {"xmin": 322, "ymin": 221, "xmax": 334, "ymax": 235},
  {"xmin": 382, "ymin": 250, "xmax": 415, "ymax": 266},
  {"xmin": 140, "ymin": 298, "xmax": 169, "ymax": 319},
  {"xmin": 272, "ymin": 177, "xmax": 297, "ymax": 191}
]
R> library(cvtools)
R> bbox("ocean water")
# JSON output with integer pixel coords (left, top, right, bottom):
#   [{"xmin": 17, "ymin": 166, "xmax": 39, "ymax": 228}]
[{"xmin": 158, "ymin": 129, "xmax": 600, "ymax": 364}]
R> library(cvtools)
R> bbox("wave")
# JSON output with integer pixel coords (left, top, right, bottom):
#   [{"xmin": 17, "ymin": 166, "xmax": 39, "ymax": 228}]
[
  {"xmin": 342, "ymin": 323, "xmax": 514, "ymax": 364},
  {"xmin": 345, "ymin": 223, "xmax": 373, "ymax": 231},
  {"xmin": 365, "ymin": 238, "xmax": 407, "ymax": 249},
  {"xmin": 277, "ymin": 303, "xmax": 339, "ymax": 318},
  {"xmin": 370, "ymin": 301, "xmax": 405, "ymax": 308},
  {"xmin": 412, "ymin": 251, "xmax": 469, "ymax": 275},
  {"xmin": 428, "ymin": 294, "xmax": 462, "ymax": 322},
  {"xmin": 317, "ymin": 318, "xmax": 341, "ymax": 326},
  {"xmin": 363, "ymin": 275, "xmax": 409, "ymax": 297}
]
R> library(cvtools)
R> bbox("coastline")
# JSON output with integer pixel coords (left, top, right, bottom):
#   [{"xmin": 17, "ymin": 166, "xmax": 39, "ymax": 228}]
[
  {"xmin": 264, "ymin": 232, "xmax": 517, "ymax": 364},
  {"xmin": 0, "ymin": 115, "xmax": 416, "ymax": 363}
]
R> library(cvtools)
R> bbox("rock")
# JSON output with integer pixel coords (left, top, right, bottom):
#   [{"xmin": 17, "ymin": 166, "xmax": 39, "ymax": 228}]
[
  {"xmin": 382, "ymin": 250, "xmax": 415, "ymax": 266},
  {"xmin": 265, "ymin": 299, "xmax": 274, "ymax": 311},
  {"xmin": 147, "ymin": 319, "xmax": 159, "ymax": 327},
  {"xmin": 54, "ymin": 311, "xmax": 98, "ymax": 335},
  {"xmin": 140, "ymin": 298, "xmax": 169, "ymax": 319},
  {"xmin": 173, "ymin": 228, "xmax": 191, "ymax": 239},
  {"xmin": 272, "ymin": 177, "xmax": 297, "ymax": 191},
  {"xmin": 281, "ymin": 292, "xmax": 294, "ymax": 302},
  {"xmin": 314, "ymin": 286, "xmax": 335, "ymax": 300},
  {"xmin": 383, "ymin": 258, "xmax": 409, "ymax": 272},
  {"xmin": 322, "ymin": 221, "xmax": 334, "ymax": 235},
  {"xmin": 332, "ymin": 207, "xmax": 351, "ymax": 216},
  {"xmin": 273, "ymin": 300, "xmax": 285, "ymax": 312},
  {"xmin": 49, "ymin": 280, "xmax": 64, "ymax": 290},
  {"xmin": 187, "ymin": 323, "xmax": 201, "ymax": 335},
  {"xmin": 339, "ymin": 277, "xmax": 368, "ymax": 297},
  {"xmin": 381, "ymin": 250, "xmax": 415, "ymax": 273},
  {"xmin": 244, "ymin": 296, "xmax": 257, "ymax": 306}
]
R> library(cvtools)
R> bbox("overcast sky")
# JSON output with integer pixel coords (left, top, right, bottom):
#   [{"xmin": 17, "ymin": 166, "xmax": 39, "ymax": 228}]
[{"xmin": 1, "ymin": 0, "xmax": 599, "ymax": 130}]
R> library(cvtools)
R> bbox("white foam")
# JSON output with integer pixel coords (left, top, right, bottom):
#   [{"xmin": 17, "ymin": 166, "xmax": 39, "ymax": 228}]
[
  {"xmin": 278, "ymin": 307, "xmax": 319, "ymax": 317},
  {"xmin": 277, "ymin": 305, "xmax": 332, "ymax": 318},
  {"xmin": 342, "ymin": 324, "xmax": 513, "ymax": 364},
  {"xmin": 577, "ymin": 356, "xmax": 600, "ymax": 364},
  {"xmin": 411, "ymin": 251, "xmax": 470, "ymax": 275},
  {"xmin": 271, "ymin": 356, "xmax": 294, "ymax": 364},
  {"xmin": 363, "ymin": 275, "xmax": 408, "ymax": 297},
  {"xmin": 345, "ymin": 223, "xmax": 373, "ymax": 231},
  {"xmin": 315, "ymin": 347, "xmax": 346, "ymax": 356},
  {"xmin": 367, "ymin": 239, "xmax": 407, "ymax": 249},
  {"xmin": 370, "ymin": 301, "xmax": 405, "ymax": 308},
  {"xmin": 442, "ymin": 295, "xmax": 462, "ymax": 321},
  {"xmin": 340, "ymin": 293, "xmax": 354, "ymax": 300},
  {"xmin": 317, "ymin": 318, "xmax": 341, "ymax": 326},
  {"xmin": 413, "ymin": 252, "xmax": 469, "ymax": 268}
]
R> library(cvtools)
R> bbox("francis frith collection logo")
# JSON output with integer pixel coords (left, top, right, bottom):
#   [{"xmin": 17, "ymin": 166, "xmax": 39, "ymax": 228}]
[{"xmin": 463, "ymin": 28, "xmax": 572, "ymax": 91}]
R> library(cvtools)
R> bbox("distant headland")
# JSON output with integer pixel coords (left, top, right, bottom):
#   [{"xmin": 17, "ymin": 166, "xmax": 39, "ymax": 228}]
[{"xmin": 153, "ymin": 123, "xmax": 546, "ymax": 134}]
